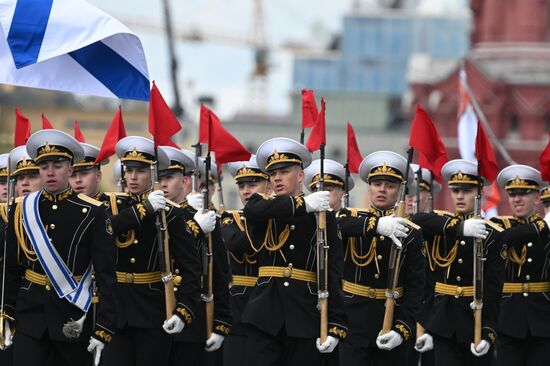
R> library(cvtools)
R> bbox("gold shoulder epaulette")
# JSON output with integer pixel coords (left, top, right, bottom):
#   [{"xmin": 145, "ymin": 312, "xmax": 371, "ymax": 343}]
[
  {"xmin": 485, "ymin": 219, "xmax": 505, "ymax": 232},
  {"xmin": 492, "ymin": 216, "xmax": 512, "ymax": 229},
  {"xmin": 77, "ymin": 194, "xmax": 102, "ymax": 207},
  {"xmin": 404, "ymin": 218, "xmax": 421, "ymax": 230},
  {"xmin": 166, "ymin": 199, "xmax": 181, "ymax": 208},
  {"xmin": 15, "ymin": 197, "xmax": 23, "ymax": 203},
  {"xmin": 434, "ymin": 210, "xmax": 454, "ymax": 217},
  {"xmin": 104, "ymin": 192, "xmax": 129, "ymax": 197}
]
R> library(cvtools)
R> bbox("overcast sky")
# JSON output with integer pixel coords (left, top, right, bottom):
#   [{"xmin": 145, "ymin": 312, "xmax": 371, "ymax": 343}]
[{"xmin": 88, "ymin": 0, "xmax": 468, "ymax": 120}]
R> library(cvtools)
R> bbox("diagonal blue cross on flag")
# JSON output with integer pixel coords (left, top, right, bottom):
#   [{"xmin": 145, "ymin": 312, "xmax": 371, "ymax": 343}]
[{"xmin": 0, "ymin": 0, "xmax": 150, "ymax": 101}]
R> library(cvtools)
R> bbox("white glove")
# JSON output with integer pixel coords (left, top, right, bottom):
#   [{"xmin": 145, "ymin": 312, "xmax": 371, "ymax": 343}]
[
  {"xmin": 376, "ymin": 330, "xmax": 403, "ymax": 351},
  {"xmin": 544, "ymin": 212, "xmax": 550, "ymax": 228},
  {"xmin": 304, "ymin": 191, "xmax": 330, "ymax": 213},
  {"xmin": 414, "ymin": 333, "xmax": 433, "ymax": 353},
  {"xmin": 463, "ymin": 219, "xmax": 488, "ymax": 239},
  {"xmin": 194, "ymin": 210, "xmax": 216, "ymax": 234},
  {"xmin": 205, "ymin": 333, "xmax": 225, "ymax": 352},
  {"xmin": 147, "ymin": 190, "xmax": 166, "ymax": 212},
  {"xmin": 1, "ymin": 320, "xmax": 13, "ymax": 349},
  {"xmin": 87, "ymin": 337, "xmax": 105, "ymax": 366},
  {"xmin": 316, "ymin": 335, "xmax": 339, "ymax": 353},
  {"xmin": 162, "ymin": 314, "xmax": 185, "ymax": 334},
  {"xmin": 187, "ymin": 193, "xmax": 203, "ymax": 211},
  {"xmin": 376, "ymin": 216, "xmax": 408, "ymax": 238},
  {"xmin": 470, "ymin": 339, "xmax": 490, "ymax": 357}
]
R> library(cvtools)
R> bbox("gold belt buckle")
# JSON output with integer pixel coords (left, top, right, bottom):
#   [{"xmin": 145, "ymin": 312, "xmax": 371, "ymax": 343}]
[
  {"xmin": 283, "ymin": 264, "xmax": 293, "ymax": 278},
  {"xmin": 368, "ymin": 288, "xmax": 377, "ymax": 299},
  {"xmin": 455, "ymin": 286, "xmax": 464, "ymax": 298},
  {"xmin": 125, "ymin": 273, "xmax": 134, "ymax": 283},
  {"xmin": 522, "ymin": 283, "xmax": 530, "ymax": 293}
]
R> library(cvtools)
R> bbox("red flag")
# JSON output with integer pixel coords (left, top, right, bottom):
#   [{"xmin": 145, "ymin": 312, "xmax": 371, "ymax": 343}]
[
  {"xmin": 475, "ymin": 121, "xmax": 498, "ymax": 182},
  {"xmin": 95, "ymin": 106, "xmax": 127, "ymax": 163},
  {"xmin": 14, "ymin": 108, "xmax": 31, "ymax": 147},
  {"xmin": 74, "ymin": 120, "xmax": 86, "ymax": 142},
  {"xmin": 306, "ymin": 98, "xmax": 326, "ymax": 152},
  {"xmin": 347, "ymin": 122, "xmax": 363, "ymax": 173},
  {"xmin": 199, "ymin": 104, "xmax": 211, "ymax": 144},
  {"xmin": 201, "ymin": 105, "xmax": 250, "ymax": 163},
  {"xmin": 540, "ymin": 131, "xmax": 550, "ymax": 181},
  {"xmin": 148, "ymin": 81, "xmax": 182, "ymax": 147},
  {"xmin": 301, "ymin": 89, "xmax": 319, "ymax": 129},
  {"xmin": 409, "ymin": 104, "xmax": 448, "ymax": 181},
  {"xmin": 42, "ymin": 113, "xmax": 54, "ymax": 129}
]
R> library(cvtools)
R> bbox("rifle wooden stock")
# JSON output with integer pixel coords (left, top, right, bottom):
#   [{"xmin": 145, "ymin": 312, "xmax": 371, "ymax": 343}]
[
  {"xmin": 153, "ymin": 181, "xmax": 176, "ymax": 319},
  {"xmin": 205, "ymin": 232, "xmax": 214, "ymax": 338},
  {"xmin": 416, "ymin": 322, "xmax": 425, "ymax": 339},
  {"xmin": 318, "ymin": 210, "xmax": 328, "ymax": 343},
  {"xmin": 381, "ymin": 200, "xmax": 406, "ymax": 334},
  {"xmin": 473, "ymin": 194, "xmax": 483, "ymax": 347}
]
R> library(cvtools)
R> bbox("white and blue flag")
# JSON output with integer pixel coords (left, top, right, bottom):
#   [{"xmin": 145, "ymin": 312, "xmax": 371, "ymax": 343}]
[{"xmin": 0, "ymin": 0, "xmax": 150, "ymax": 101}]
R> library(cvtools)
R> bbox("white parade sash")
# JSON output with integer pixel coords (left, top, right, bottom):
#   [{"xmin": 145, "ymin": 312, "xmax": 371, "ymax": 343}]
[{"xmin": 22, "ymin": 191, "xmax": 93, "ymax": 312}]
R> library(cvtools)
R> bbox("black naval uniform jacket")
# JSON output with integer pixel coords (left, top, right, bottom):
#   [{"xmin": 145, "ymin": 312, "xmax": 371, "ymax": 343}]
[
  {"xmin": 490, "ymin": 214, "xmax": 550, "ymax": 339},
  {"xmin": 107, "ymin": 191, "xmax": 201, "ymax": 331},
  {"xmin": 171, "ymin": 199, "xmax": 232, "ymax": 342},
  {"xmin": 413, "ymin": 211, "xmax": 505, "ymax": 345},
  {"xmin": 241, "ymin": 193, "xmax": 348, "ymax": 341},
  {"xmin": 3, "ymin": 188, "xmax": 117, "ymax": 344},
  {"xmin": 220, "ymin": 210, "xmax": 258, "ymax": 336},
  {"xmin": 337, "ymin": 206, "xmax": 425, "ymax": 346}
]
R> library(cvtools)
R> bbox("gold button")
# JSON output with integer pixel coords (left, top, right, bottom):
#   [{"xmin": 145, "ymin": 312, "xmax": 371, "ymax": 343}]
[
  {"xmin": 525, "ymin": 275, "xmax": 531, "ymax": 280},
  {"xmin": 174, "ymin": 275, "xmax": 182, "ymax": 286},
  {"xmin": 522, "ymin": 283, "xmax": 530, "ymax": 292},
  {"xmin": 289, "ymin": 244, "xmax": 295, "ymax": 250},
  {"xmin": 175, "ymin": 269, "xmax": 180, "ymax": 274},
  {"xmin": 125, "ymin": 273, "xmax": 134, "ymax": 283},
  {"xmin": 456, "ymin": 276, "xmax": 461, "ymax": 281},
  {"xmin": 164, "ymin": 206, "xmax": 170, "ymax": 211},
  {"xmin": 455, "ymin": 286, "xmax": 464, "ymax": 298},
  {"xmin": 374, "ymin": 274, "xmax": 379, "ymax": 279},
  {"xmin": 283, "ymin": 265, "xmax": 293, "ymax": 278},
  {"xmin": 130, "ymin": 258, "xmax": 136, "ymax": 264},
  {"xmin": 117, "ymin": 199, "xmax": 122, "ymax": 204},
  {"xmin": 283, "ymin": 281, "xmax": 289, "ymax": 287},
  {"xmin": 82, "ymin": 208, "xmax": 88, "ymax": 213},
  {"xmin": 290, "ymin": 225, "xmax": 295, "ymax": 230},
  {"xmin": 377, "ymin": 255, "xmax": 383, "ymax": 260},
  {"xmin": 380, "ymin": 236, "xmax": 385, "ymax": 241},
  {"xmin": 52, "ymin": 205, "xmax": 58, "ymax": 210},
  {"xmin": 133, "ymin": 239, "xmax": 139, "ymax": 244},
  {"xmin": 460, "ymin": 240, "xmax": 466, "ymax": 245},
  {"xmin": 458, "ymin": 258, "xmax": 463, "ymax": 264},
  {"xmin": 49, "ymin": 224, "xmax": 55, "ymax": 230},
  {"xmin": 45, "ymin": 285, "xmax": 51, "ymax": 291},
  {"xmin": 368, "ymin": 288, "xmax": 377, "ymax": 298},
  {"xmin": 174, "ymin": 287, "xmax": 178, "ymax": 292}
]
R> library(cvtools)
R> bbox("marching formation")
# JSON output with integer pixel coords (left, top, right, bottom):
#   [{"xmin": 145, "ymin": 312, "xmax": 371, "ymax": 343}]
[{"xmin": 0, "ymin": 109, "xmax": 550, "ymax": 366}]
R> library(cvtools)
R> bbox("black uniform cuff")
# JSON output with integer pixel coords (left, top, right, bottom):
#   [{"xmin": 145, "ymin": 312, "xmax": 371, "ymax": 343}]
[
  {"xmin": 93, "ymin": 324, "xmax": 114, "ymax": 343},
  {"xmin": 482, "ymin": 327, "xmax": 497, "ymax": 344},
  {"xmin": 186, "ymin": 219, "xmax": 205, "ymax": 239},
  {"xmin": 213, "ymin": 320, "xmax": 231, "ymax": 336},
  {"xmin": 175, "ymin": 304, "xmax": 194, "ymax": 326},
  {"xmin": 328, "ymin": 323, "xmax": 348, "ymax": 340},
  {"xmin": 393, "ymin": 320, "xmax": 412, "ymax": 341}
]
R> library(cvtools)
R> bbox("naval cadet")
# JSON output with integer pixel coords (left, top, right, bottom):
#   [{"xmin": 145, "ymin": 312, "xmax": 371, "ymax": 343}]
[
  {"xmin": 1, "ymin": 129, "xmax": 118, "ymax": 365},
  {"xmin": 241, "ymin": 137, "xmax": 348, "ymax": 366},
  {"xmin": 69, "ymin": 143, "xmax": 109, "ymax": 200},
  {"xmin": 303, "ymin": 158, "xmax": 351, "ymax": 211},
  {"xmin": 492, "ymin": 165, "xmax": 550, "ymax": 365},
  {"xmin": 413, "ymin": 159, "xmax": 505, "ymax": 366},
  {"xmin": 9, "ymin": 146, "xmax": 41, "ymax": 198},
  {"xmin": 221, "ymin": 155, "xmax": 271, "ymax": 366},
  {"xmin": 99, "ymin": 137, "xmax": 215, "ymax": 366},
  {"xmin": 337, "ymin": 151, "xmax": 425, "ymax": 365},
  {"xmin": 540, "ymin": 185, "xmax": 550, "ymax": 215}
]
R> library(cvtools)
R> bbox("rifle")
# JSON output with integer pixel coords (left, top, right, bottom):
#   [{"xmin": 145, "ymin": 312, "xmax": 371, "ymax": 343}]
[
  {"xmin": 381, "ymin": 148, "xmax": 413, "ymax": 334},
  {"xmin": 193, "ymin": 143, "xmax": 214, "ymax": 338},
  {"xmin": 472, "ymin": 164, "xmax": 484, "ymax": 347},
  {"xmin": 317, "ymin": 143, "xmax": 329, "ymax": 343},
  {"xmin": 0, "ymin": 159, "xmax": 15, "ymax": 349},
  {"xmin": 217, "ymin": 168, "xmax": 225, "ymax": 214},
  {"xmin": 343, "ymin": 162, "xmax": 350, "ymax": 209},
  {"xmin": 414, "ymin": 168, "xmax": 421, "ymax": 214},
  {"xmin": 151, "ymin": 150, "xmax": 176, "ymax": 319},
  {"xmin": 427, "ymin": 171, "xmax": 434, "ymax": 213}
]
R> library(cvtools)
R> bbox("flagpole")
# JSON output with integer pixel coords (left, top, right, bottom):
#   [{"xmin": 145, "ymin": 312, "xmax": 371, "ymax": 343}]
[
  {"xmin": 415, "ymin": 168, "xmax": 421, "ymax": 214},
  {"xmin": 300, "ymin": 129, "xmax": 305, "ymax": 144},
  {"xmin": 217, "ymin": 169, "xmax": 225, "ymax": 214},
  {"xmin": 344, "ymin": 162, "xmax": 350, "ymax": 208},
  {"xmin": 427, "ymin": 170, "xmax": 434, "ymax": 212},
  {"xmin": 461, "ymin": 65, "xmax": 515, "ymax": 165}
]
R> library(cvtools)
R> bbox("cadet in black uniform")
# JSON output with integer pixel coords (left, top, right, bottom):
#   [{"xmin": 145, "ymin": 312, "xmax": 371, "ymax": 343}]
[
  {"xmin": 241, "ymin": 137, "xmax": 348, "ymax": 366},
  {"xmin": 413, "ymin": 159, "xmax": 505, "ymax": 366},
  {"xmin": 0, "ymin": 129, "xmax": 118, "ymax": 366},
  {"xmin": 0, "ymin": 153, "xmax": 11, "ymax": 366},
  {"xmin": 492, "ymin": 165, "xmax": 550, "ymax": 365},
  {"xmin": 337, "ymin": 151, "xmax": 425, "ymax": 365},
  {"xmin": 221, "ymin": 155, "xmax": 271, "ymax": 366},
  {"xmin": 100, "ymin": 137, "xmax": 214, "ymax": 366},
  {"xmin": 304, "ymin": 158, "xmax": 351, "ymax": 212},
  {"xmin": 9, "ymin": 146, "xmax": 42, "ymax": 198},
  {"xmin": 541, "ymin": 185, "xmax": 550, "ymax": 214},
  {"xmin": 69, "ymin": 143, "xmax": 109, "ymax": 201}
]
